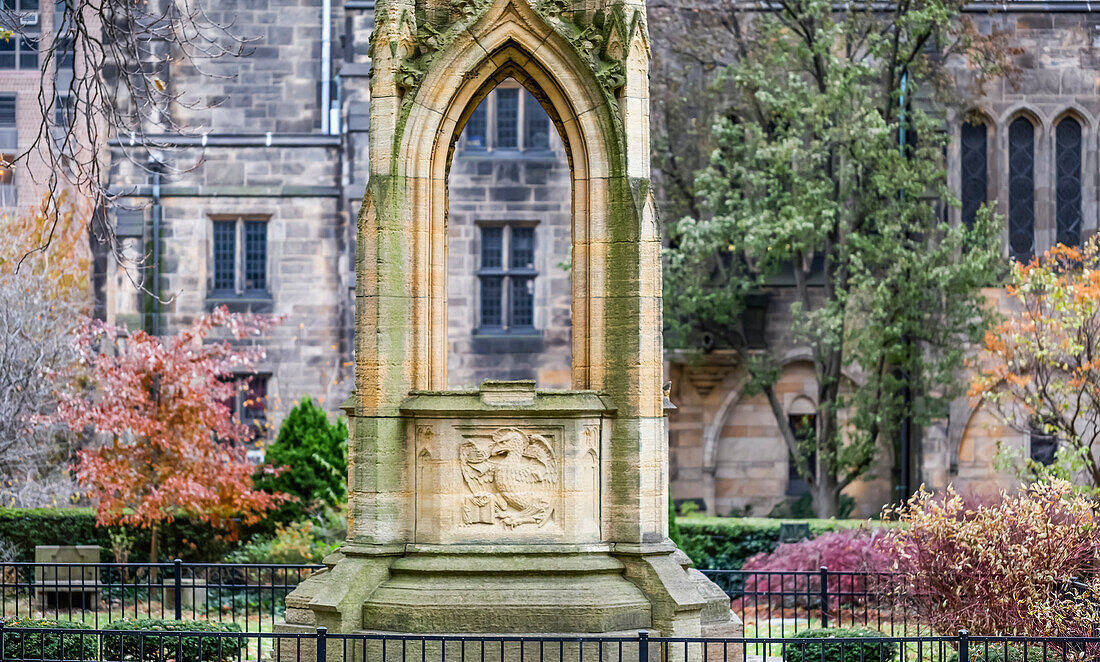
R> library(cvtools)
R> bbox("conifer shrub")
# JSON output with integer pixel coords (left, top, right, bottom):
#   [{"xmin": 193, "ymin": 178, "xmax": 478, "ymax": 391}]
[{"xmin": 255, "ymin": 397, "xmax": 348, "ymax": 523}]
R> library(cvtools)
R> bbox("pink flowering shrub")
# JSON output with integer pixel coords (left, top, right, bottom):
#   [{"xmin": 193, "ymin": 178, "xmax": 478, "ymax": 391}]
[
  {"xmin": 878, "ymin": 481, "xmax": 1100, "ymax": 637},
  {"xmin": 740, "ymin": 528, "xmax": 892, "ymax": 609}
]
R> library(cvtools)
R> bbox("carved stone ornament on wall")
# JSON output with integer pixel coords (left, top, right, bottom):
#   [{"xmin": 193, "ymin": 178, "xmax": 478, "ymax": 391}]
[{"xmin": 459, "ymin": 427, "xmax": 558, "ymax": 528}]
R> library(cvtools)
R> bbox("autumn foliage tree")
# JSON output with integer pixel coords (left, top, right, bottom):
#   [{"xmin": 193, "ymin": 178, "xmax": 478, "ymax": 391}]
[
  {"xmin": 971, "ymin": 238, "xmax": 1100, "ymax": 489},
  {"xmin": 0, "ymin": 193, "xmax": 91, "ymax": 505},
  {"xmin": 45, "ymin": 307, "xmax": 288, "ymax": 561}
]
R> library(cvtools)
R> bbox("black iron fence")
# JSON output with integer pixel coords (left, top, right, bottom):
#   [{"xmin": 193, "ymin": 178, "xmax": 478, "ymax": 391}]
[
  {"xmin": 0, "ymin": 562, "xmax": 322, "ymax": 629},
  {"xmin": 702, "ymin": 566, "xmax": 920, "ymax": 637},
  {"xmin": 0, "ymin": 624, "xmax": 1091, "ymax": 662},
  {"xmin": 0, "ymin": 563, "xmax": 923, "ymax": 637}
]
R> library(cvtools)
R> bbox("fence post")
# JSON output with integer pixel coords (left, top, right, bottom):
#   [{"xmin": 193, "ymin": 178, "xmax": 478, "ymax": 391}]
[
  {"xmin": 638, "ymin": 630, "xmax": 649, "ymax": 662},
  {"xmin": 1, "ymin": 618, "xmax": 6, "ymax": 662},
  {"xmin": 172, "ymin": 559, "xmax": 182, "ymax": 620},
  {"xmin": 819, "ymin": 566, "xmax": 829, "ymax": 629},
  {"xmin": 958, "ymin": 630, "xmax": 969, "ymax": 662},
  {"xmin": 317, "ymin": 626, "xmax": 328, "ymax": 662}
]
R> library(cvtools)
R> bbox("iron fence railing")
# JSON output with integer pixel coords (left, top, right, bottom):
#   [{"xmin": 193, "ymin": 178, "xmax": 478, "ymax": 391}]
[
  {"xmin": 702, "ymin": 566, "xmax": 922, "ymax": 637},
  {"xmin": 0, "ymin": 563, "xmax": 956, "ymax": 638},
  {"xmin": 0, "ymin": 561, "xmax": 323, "ymax": 629},
  {"xmin": 0, "ymin": 624, "xmax": 1092, "ymax": 662}
]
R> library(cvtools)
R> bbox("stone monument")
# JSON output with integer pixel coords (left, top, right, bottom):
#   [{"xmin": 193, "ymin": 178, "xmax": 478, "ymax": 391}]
[{"xmin": 278, "ymin": 0, "xmax": 741, "ymax": 646}]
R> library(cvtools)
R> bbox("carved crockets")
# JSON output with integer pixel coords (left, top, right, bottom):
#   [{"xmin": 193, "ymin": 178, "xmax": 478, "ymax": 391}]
[
  {"xmin": 459, "ymin": 428, "xmax": 558, "ymax": 529},
  {"xmin": 370, "ymin": 0, "xmax": 647, "ymax": 102}
]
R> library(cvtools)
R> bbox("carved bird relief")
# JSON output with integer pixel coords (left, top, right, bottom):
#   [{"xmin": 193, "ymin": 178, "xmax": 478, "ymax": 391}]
[{"xmin": 459, "ymin": 428, "xmax": 557, "ymax": 529}]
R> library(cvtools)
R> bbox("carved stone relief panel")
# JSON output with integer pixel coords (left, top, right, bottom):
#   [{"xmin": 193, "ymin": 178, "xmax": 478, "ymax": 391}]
[{"xmin": 412, "ymin": 418, "xmax": 602, "ymax": 544}]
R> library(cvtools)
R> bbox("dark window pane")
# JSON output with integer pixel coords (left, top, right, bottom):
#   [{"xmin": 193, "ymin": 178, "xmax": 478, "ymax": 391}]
[
  {"xmin": 1008, "ymin": 117, "xmax": 1035, "ymax": 263},
  {"xmin": 54, "ymin": 95, "xmax": 71, "ymax": 127},
  {"xmin": 464, "ymin": 100, "xmax": 487, "ymax": 151},
  {"xmin": 480, "ymin": 276, "xmax": 503, "ymax": 327},
  {"xmin": 0, "ymin": 38, "xmax": 15, "ymax": 70},
  {"xmin": 0, "ymin": 95, "xmax": 15, "ymax": 126},
  {"xmin": 213, "ymin": 220, "xmax": 236, "ymax": 291},
  {"xmin": 510, "ymin": 276, "xmax": 534, "ymax": 327},
  {"xmin": 510, "ymin": 227, "xmax": 534, "ymax": 269},
  {"xmin": 960, "ymin": 121, "xmax": 987, "ymax": 229},
  {"xmin": 241, "ymin": 375, "xmax": 267, "ymax": 422},
  {"xmin": 480, "ymin": 226, "xmax": 502, "ymax": 268},
  {"xmin": 524, "ymin": 91, "xmax": 549, "ymax": 151},
  {"xmin": 1056, "ymin": 118, "xmax": 1083, "ymax": 248},
  {"xmin": 18, "ymin": 37, "xmax": 37, "ymax": 69},
  {"xmin": 55, "ymin": 36, "xmax": 73, "ymax": 70},
  {"xmin": 244, "ymin": 220, "xmax": 266, "ymax": 291},
  {"xmin": 0, "ymin": 153, "xmax": 14, "ymax": 185},
  {"xmin": 786, "ymin": 414, "xmax": 816, "ymax": 496},
  {"xmin": 1030, "ymin": 432, "xmax": 1057, "ymax": 466},
  {"xmin": 495, "ymin": 88, "xmax": 518, "ymax": 149},
  {"xmin": 20, "ymin": 0, "xmax": 38, "ymax": 10}
]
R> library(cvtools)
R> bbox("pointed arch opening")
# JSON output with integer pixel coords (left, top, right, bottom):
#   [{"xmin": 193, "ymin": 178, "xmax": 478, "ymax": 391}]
[
  {"xmin": 1008, "ymin": 114, "xmax": 1037, "ymax": 262},
  {"xmin": 960, "ymin": 112, "xmax": 991, "ymax": 229},
  {"xmin": 1055, "ymin": 114, "xmax": 1084, "ymax": 248},
  {"xmin": 446, "ymin": 74, "xmax": 573, "ymax": 389},
  {"xmin": 397, "ymin": 13, "xmax": 624, "ymax": 392}
]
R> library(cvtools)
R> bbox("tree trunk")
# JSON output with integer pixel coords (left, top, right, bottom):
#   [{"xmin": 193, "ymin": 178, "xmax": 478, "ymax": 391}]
[{"xmin": 149, "ymin": 521, "xmax": 159, "ymax": 581}]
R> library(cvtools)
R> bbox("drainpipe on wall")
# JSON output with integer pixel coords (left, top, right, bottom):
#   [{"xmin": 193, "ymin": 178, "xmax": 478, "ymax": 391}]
[
  {"xmin": 321, "ymin": 0, "xmax": 332, "ymax": 134},
  {"xmin": 150, "ymin": 158, "xmax": 163, "ymax": 336},
  {"xmin": 898, "ymin": 69, "xmax": 912, "ymax": 504}
]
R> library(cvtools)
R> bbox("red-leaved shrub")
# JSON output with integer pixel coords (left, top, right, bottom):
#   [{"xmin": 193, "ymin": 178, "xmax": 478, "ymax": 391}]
[
  {"xmin": 740, "ymin": 528, "xmax": 891, "ymax": 610},
  {"xmin": 878, "ymin": 480, "xmax": 1100, "ymax": 637}
]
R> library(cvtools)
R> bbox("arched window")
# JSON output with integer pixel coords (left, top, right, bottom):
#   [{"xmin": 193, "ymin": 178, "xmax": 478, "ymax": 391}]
[
  {"xmin": 960, "ymin": 120, "xmax": 988, "ymax": 228},
  {"xmin": 1008, "ymin": 117, "xmax": 1036, "ymax": 262},
  {"xmin": 1056, "ymin": 117, "xmax": 1083, "ymax": 247}
]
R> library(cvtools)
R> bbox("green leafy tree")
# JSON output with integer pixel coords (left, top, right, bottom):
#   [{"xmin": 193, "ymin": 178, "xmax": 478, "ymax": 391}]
[
  {"xmin": 664, "ymin": 0, "xmax": 1012, "ymax": 516},
  {"xmin": 257, "ymin": 398, "xmax": 348, "ymax": 523}
]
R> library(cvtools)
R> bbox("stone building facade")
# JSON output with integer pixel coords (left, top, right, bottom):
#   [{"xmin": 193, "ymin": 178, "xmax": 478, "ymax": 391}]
[
  {"xmin": 655, "ymin": 2, "xmax": 1100, "ymax": 517},
  {"xmin": 0, "ymin": 0, "xmax": 1094, "ymax": 497}
]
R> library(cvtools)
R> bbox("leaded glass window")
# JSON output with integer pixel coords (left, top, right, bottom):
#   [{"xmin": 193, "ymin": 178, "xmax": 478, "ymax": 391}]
[
  {"xmin": 1056, "ymin": 117, "xmax": 1083, "ymax": 248},
  {"xmin": 478, "ymin": 223, "xmax": 539, "ymax": 332},
  {"xmin": 960, "ymin": 120, "xmax": 987, "ymax": 228},
  {"xmin": 213, "ymin": 221, "xmax": 236, "ymax": 291},
  {"xmin": 510, "ymin": 277, "xmax": 534, "ymax": 327},
  {"xmin": 464, "ymin": 100, "xmax": 487, "ymax": 151},
  {"xmin": 1008, "ymin": 117, "xmax": 1036, "ymax": 262},
  {"xmin": 495, "ymin": 88, "xmax": 519, "ymax": 149},
  {"xmin": 524, "ymin": 91, "xmax": 550, "ymax": 151},
  {"xmin": 212, "ymin": 217, "xmax": 269, "ymax": 294},
  {"xmin": 244, "ymin": 220, "xmax": 267, "ymax": 291},
  {"xmin": 480, "ymin": 276, "xmax": 503, "ymax": 327}
]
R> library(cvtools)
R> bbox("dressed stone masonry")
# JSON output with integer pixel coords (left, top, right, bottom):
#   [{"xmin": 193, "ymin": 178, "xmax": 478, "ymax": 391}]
[{"xmin": 277, "ymin": 0, "xmax": 740, "ymax": 653}]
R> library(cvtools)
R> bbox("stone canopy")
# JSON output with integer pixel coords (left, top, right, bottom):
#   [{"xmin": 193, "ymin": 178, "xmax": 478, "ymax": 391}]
[{"xmin": 277, "ymin": 0, "xmax": 740, "ymax": 647}]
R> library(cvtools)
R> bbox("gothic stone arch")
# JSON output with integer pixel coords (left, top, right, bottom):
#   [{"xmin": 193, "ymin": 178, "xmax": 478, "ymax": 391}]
[{"xmin": 278, "ymin": 0, "xmax": 740, "ymax": 645}]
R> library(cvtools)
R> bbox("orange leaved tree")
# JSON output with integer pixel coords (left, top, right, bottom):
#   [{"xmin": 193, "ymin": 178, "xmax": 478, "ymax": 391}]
[
  {"xmin": 971, "ymin": 238, "xmax": 1100, "ymax": 489},
  {"xmin": 46, "ymin": 307, "xmax": 289, "ymax": 562}
]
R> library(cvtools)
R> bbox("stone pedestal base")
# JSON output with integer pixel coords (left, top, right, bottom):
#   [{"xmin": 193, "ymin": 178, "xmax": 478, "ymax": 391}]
[{"xmin": 276, "ymin": 541, "xmax": 742, "ymax": 661}]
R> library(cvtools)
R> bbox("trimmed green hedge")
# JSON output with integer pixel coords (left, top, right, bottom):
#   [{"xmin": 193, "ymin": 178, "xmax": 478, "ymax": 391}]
[
  {"xmin": 782, "ymin": 628, "xmax": 898, "ymax": 662},
  {"xmin": 677, "ymin": 517, "xmax": 877, "ymax": 570},
  {"xmin": 947, "ymin": 646, "xmax": 1053, "ymax": 662},
  {"xmin": 0, "ymin": 509, "xmax": 270, "ymax": 562},
  {"xmin": 2, "ymin": 618, "xmax": 97, "ymax": 661},
  {"xmin": 101, "ymin": 619, "xmax": 245, "ymax": 662}
]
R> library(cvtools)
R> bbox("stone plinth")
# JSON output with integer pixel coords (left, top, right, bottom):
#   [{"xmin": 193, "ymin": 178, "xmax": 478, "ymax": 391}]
[{"xmin": 278, "ymin": 383, "xmax": 739, "ymax": 642}]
